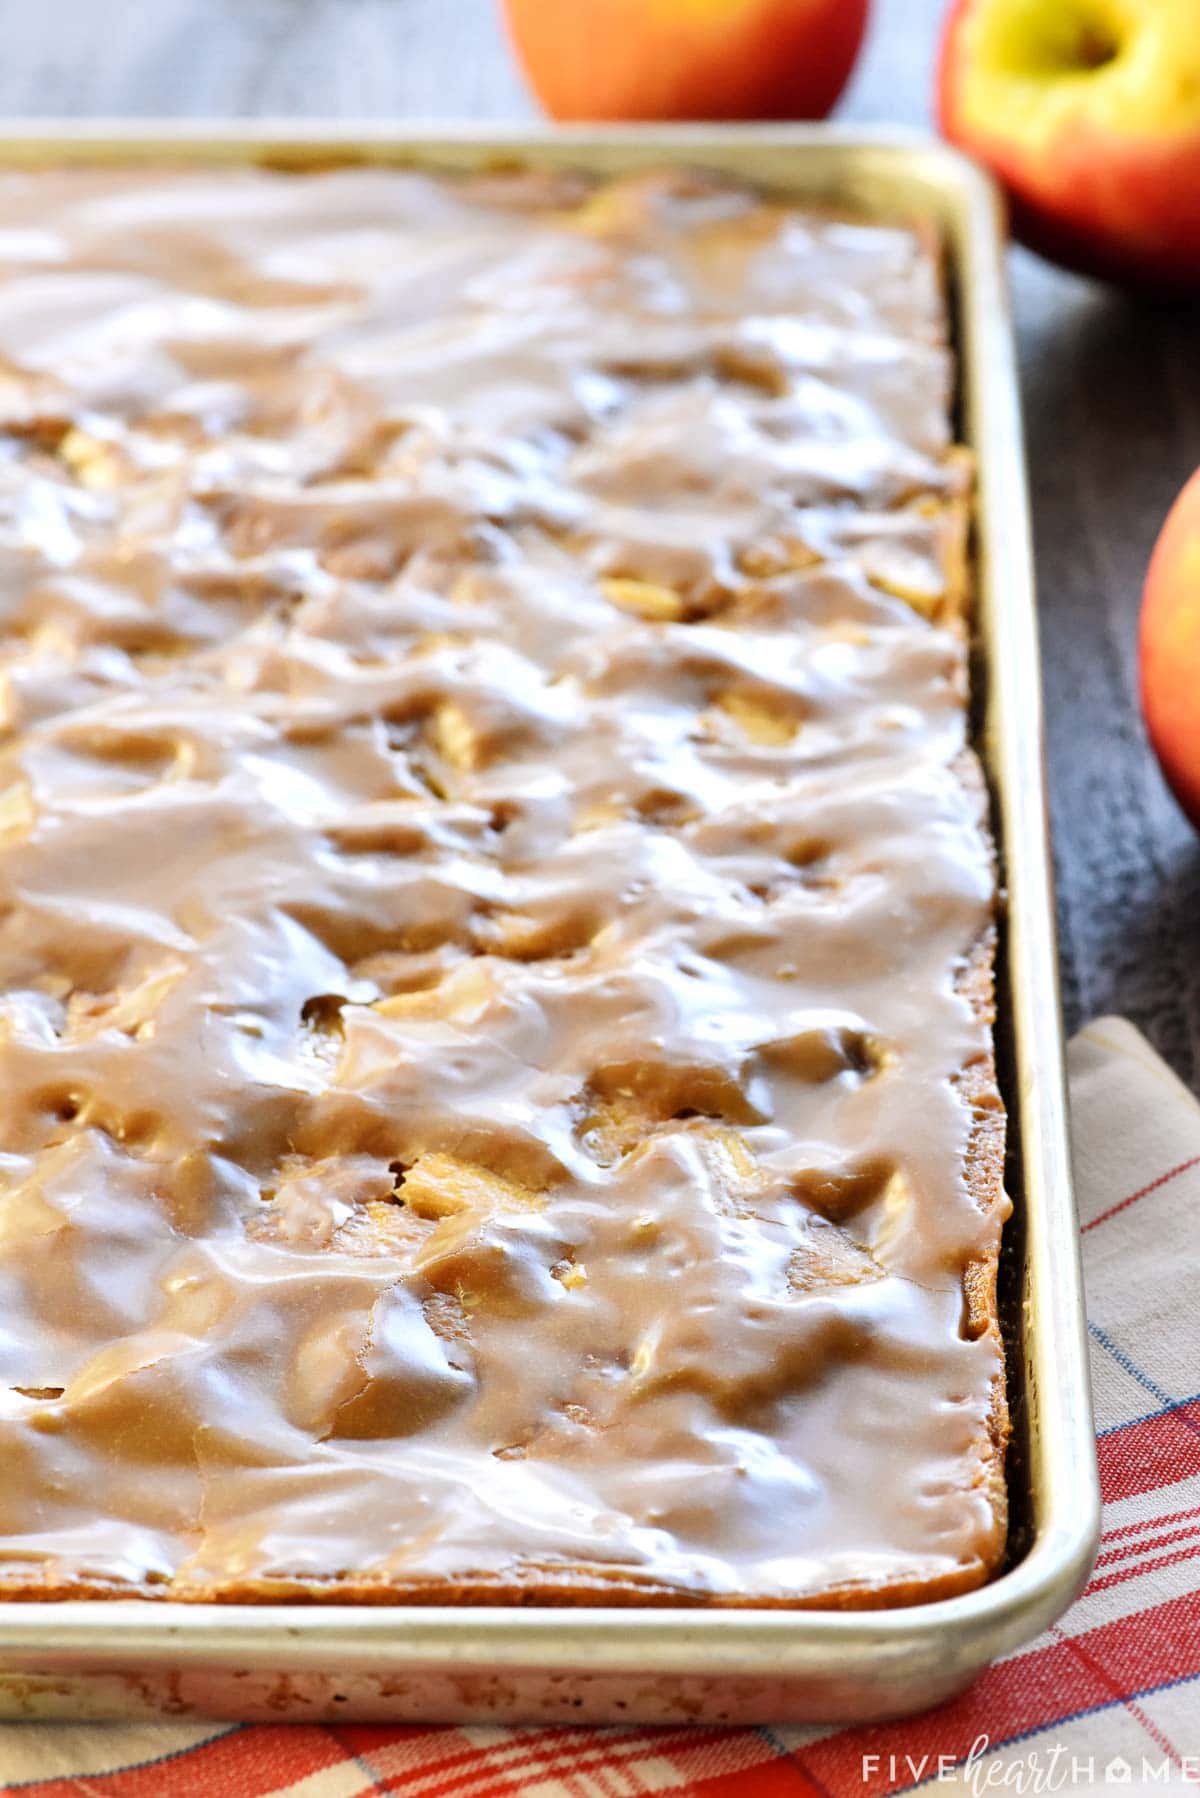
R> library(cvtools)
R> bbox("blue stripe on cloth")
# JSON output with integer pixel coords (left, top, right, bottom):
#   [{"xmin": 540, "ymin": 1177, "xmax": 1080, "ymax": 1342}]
[
  {"xmin": 905, "ymin": 1672, "xmax": 1200, "ymax": 1792},
  {"xmin": 759, "ymin": 1724, "xmax": 838, "ymax": 1797},
  {"xmin": 0, "ymin": 1726, "xmax": 245, "ymax": 1793},
  {"xmin": 1097, "ymin": 1387, "xmax": 1200, "ymax": 1437},
  {"xmin": 1089, "ymin": 1322, "xmax": 1185, "ymax": 1414}
]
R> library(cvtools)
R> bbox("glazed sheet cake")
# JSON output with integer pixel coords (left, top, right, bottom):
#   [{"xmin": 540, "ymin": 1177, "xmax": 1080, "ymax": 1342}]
[{"xmin": 0, "ymin": 162, "xmax": 1009, "ymax": 1607}]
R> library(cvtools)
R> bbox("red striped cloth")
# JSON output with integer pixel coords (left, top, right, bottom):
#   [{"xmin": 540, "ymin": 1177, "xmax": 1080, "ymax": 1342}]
[{"xmin": 4, "ymin": 1017, "xmax": 1198, "ymax": 1795}]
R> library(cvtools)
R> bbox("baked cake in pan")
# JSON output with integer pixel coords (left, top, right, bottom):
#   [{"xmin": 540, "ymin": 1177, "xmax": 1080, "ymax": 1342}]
[{"xmin": 0, "ymin": 163, "xmax": 1008, "ymax": 1606}]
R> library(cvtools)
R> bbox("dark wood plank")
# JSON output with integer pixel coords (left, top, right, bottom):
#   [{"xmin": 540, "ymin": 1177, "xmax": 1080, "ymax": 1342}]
[
  {"xmin": 0, "ymin": 0, "xmax": 1196, "ymax": 1081},
  {"xmin": 850, "ymin": 2, "xmax": 1200, "ymax": 1085},
  {"xmin": 0, "ymin": 0, "xmax": 531, "ymax": 121},
  {"xmin": 1022, "ymin": 267, "xmax": 1200, "ymax": 1083}
]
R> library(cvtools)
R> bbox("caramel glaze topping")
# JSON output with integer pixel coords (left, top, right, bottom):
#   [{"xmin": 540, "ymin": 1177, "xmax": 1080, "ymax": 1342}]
[{"xmin": 0, "ymin": 164, "xmax": 1007, "ymax": 1604}]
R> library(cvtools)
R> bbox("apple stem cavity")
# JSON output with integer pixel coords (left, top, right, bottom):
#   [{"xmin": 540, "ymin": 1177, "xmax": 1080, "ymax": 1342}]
[{"xmin": 989, "ymin": 0, "xmax": 1123, "ymax": 80}]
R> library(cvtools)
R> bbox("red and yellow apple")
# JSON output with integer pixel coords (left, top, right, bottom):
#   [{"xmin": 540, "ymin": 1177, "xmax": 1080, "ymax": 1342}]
[
  {"xmin": 1141, "ymin": 468, "xmax": 1200, "ymax": 826},
  {"xmin": 938, "ymin": 0, "xmax": 1200, "ymax": 287},
  {"xmin": 501, "ymin": 0, "xmax": 870, "ymax": 123}
]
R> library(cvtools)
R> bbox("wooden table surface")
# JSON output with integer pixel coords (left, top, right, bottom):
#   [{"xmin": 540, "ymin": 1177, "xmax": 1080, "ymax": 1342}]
[{"xmin": 5, "ymin": 0, "xmax": 1199, "ymax": 1085}]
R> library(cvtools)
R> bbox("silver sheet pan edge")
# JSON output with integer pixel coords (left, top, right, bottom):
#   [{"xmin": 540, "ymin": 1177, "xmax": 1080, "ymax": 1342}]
[{"xmin": 0, "ymin": 122, "xmax": 1100, "ymax": 1727}]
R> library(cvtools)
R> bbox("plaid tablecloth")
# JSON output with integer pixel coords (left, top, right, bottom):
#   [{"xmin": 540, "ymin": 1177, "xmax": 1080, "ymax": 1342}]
[{"xmin": 3, "ymin": 1015, "xmax": 1198, "ymax": 1795}]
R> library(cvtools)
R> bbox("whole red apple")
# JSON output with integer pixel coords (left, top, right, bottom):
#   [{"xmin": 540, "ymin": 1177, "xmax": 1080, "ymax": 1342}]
[
  {"xmin": 501, "ymin": 0, "xmax": 870, "ymax": 123},
  {"xmin": 1141, "ymin": 468, "xmax": 1200, "ymax": 827},
  {"xmin": 938, "ymin": 0, "xmax": 1200, "ymax": 287}
]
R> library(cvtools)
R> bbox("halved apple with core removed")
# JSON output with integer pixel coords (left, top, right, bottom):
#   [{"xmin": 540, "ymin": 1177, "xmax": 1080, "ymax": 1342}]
[{"xmin": 939, "ymin": 0, "xmax": 1200, "ymax": 286}]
